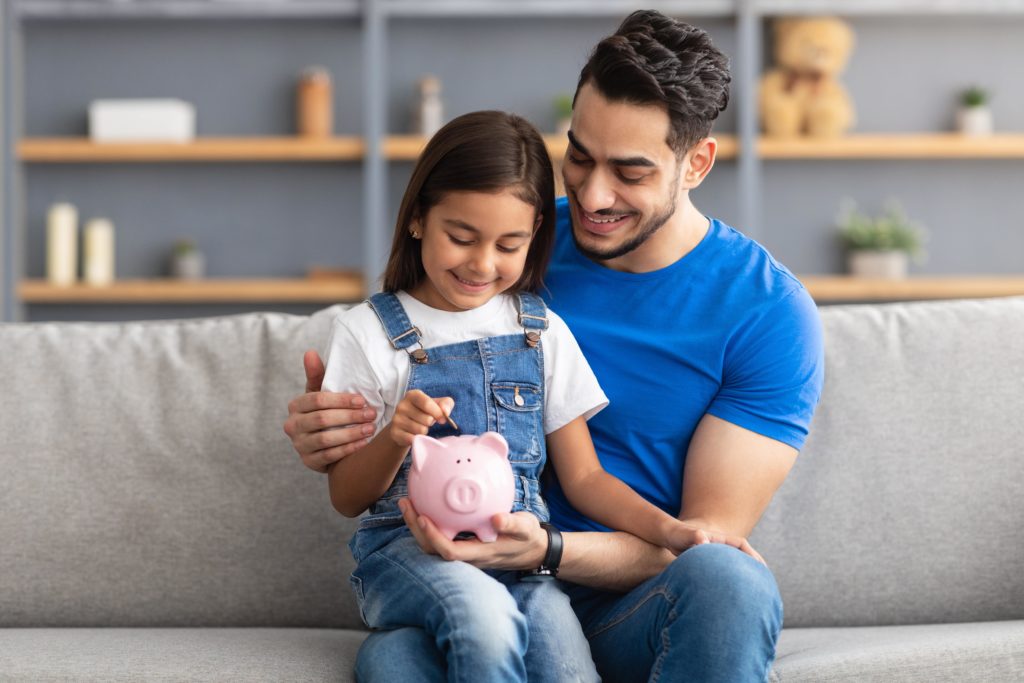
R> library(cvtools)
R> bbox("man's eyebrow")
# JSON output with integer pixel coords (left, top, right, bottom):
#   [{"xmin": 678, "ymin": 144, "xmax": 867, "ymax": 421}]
[
  {"xmin": 567, "ymin": 131, "xmax": 656, "ymax": 168},
  {"xmin": 443, "ymin": 219, "xmax": 531, "ymax": 239}
]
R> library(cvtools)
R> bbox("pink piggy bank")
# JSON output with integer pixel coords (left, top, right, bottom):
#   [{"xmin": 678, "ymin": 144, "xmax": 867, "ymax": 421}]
[{"xmin": 407, "ymin": 432, "xmax": 515, "ymax": 543}]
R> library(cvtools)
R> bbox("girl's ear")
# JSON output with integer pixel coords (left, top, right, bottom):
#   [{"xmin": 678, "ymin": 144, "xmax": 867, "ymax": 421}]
[{"xmin": 409, "ymin": 216, "xmax": 423, "ymax": 239}]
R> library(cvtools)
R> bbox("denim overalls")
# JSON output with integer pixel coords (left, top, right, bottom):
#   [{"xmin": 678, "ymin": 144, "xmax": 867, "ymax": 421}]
[
  {"xmin": 347, "ymin": 291, "xmax": 599, "ymax": 683},
  {"xmin": 349, "ymin": 290, "xmax": 552, "ymax": 563}
]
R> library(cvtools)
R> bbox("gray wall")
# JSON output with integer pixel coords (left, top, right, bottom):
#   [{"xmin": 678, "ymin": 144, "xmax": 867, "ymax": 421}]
[{"xmin": 10, "ymin": 11, "xmax": 1024, "ymax": 321}]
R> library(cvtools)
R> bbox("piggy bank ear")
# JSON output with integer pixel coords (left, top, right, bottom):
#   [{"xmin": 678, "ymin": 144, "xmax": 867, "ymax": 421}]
[
  {"xmin": 475, "ymin": 432, "xmax": 509, "ymax": 459},
  {"xmin": 411, "ymin": 434, "xmax": 444, "ymax": 472}
]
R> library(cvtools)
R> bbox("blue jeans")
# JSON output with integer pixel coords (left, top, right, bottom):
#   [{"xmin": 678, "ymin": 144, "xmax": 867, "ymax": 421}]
[
  {"xmin": 352, "ymin": 532, "xmax": 598, "ymax": 683},
  {"xmin": 355, "ymin": 543, "xmax": 781, "ymax": 683}
]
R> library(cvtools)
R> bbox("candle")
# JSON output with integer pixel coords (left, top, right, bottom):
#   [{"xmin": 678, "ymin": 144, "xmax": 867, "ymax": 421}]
[
  {"xmin": 46, "ymin": 203, "xmax": 78, "ymax": 286},
  {"xmin": 83, "ymin": 218, "xmax": 115, "ymax": 287}
]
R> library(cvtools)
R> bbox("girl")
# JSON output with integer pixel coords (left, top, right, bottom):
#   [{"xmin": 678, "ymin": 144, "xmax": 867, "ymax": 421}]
[{"xmin": 323, "ymin": 111, "xmax": 702, "ymax": 683}]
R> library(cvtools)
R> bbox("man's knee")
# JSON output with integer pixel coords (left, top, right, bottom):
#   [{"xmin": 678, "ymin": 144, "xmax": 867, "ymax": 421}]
[{"xmin": 665, "ymin": 543, "xmax": 782, "ymax": 622}]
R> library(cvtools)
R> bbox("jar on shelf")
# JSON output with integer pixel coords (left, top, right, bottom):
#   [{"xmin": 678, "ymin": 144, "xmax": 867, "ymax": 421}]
[{"xmin": 297, "ymin": 66, "xmax": 333, "ymax": 138}]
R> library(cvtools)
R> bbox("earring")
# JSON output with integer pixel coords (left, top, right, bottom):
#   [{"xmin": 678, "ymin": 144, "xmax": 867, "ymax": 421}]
[{"xmin": 411, "ymin": 230, "xmax": 421, "ymax": 239}]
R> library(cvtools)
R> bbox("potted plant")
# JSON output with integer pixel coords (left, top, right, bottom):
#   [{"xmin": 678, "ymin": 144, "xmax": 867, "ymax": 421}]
[
  {"xmin": 956, "ymin": 85, "xmax": 993, "ymax": 136},
  {"xmin": 837, "ymin": 200, "xmax": 927, "ymax": 279},
  {"xmin": 170, "ymin": 238, "xmax": 205, "ymax": 280},
  {"xmin": 553, "ymin": 93, "xmax": 573, "ymax": 137}
]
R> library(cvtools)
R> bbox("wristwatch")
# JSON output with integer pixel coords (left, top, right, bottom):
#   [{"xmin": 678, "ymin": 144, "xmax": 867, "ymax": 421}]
[{"xmin": 520, "ymin": 522, "xmax": 563, "ymax": 580}]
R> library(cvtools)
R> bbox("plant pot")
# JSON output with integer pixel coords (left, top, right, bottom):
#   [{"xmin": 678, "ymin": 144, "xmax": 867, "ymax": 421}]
[
  {"xmin": 172, "ymin": 251, "xmax": 205, "ymax": 280},
  {"xmin": 847, "ymin": 250, "xmax": 909, "ymax": 279},
  {"xmin": 956, "ymin": 106, "xmax": 993, "ymax": 136}
]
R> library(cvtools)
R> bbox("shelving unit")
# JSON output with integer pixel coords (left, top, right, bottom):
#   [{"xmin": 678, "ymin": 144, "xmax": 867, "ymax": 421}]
[{"xmin": 3, "ymin": 0, "xmax": 1024, "ymax": 323}]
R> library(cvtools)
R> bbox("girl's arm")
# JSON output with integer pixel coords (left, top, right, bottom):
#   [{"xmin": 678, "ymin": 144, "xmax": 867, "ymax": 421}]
[
  {"xmin": 546, "ymin": 416, "xmax": 695, "ymax": 553},
  {"xmin": 328, "ymin": 390, "xmax": 453, "ymax": 517}
]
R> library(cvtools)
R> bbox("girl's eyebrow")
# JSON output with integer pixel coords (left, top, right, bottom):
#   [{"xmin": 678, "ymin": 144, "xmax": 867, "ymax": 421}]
[{"xmin": 443, "ymin": 218, "xmax": 531, "ymax": 239}]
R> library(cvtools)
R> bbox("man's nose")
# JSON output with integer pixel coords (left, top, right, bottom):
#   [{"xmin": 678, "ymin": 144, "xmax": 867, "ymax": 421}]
[{"xmin": 576, "ymin": 169, "xmax": 616, "ymax": 213}]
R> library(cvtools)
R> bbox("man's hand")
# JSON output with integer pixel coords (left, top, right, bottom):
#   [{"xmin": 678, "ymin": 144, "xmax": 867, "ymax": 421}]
[
  {"xmin": 662, "ymin": 518, "xmax": 766, "ymax": 565},
  {"xmin": 283, "ymin": 350, "xmax": 378, "ymax": 473},
  {"xmin": 398, "ymin": 498, "xmax": 548, "ymax": 571}
]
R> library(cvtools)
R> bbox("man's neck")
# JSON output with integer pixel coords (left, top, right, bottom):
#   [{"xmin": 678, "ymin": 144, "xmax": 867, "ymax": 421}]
[{"xmin": 601, "ymin": 199, "xmax": 710, "ymax": 274}]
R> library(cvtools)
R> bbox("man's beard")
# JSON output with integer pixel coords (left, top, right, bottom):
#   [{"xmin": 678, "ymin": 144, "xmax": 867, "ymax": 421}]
[{"xmin": 570, "ymin": 190, "xmax": 678, "ymax": 262}]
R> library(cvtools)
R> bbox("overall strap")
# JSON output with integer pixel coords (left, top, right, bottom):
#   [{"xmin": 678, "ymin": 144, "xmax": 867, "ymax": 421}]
[
  {"xmin": 367, "ymin": 293, "xmax": 428, "ymax": 363},
  {"xmin": 516, "ymin": 292, "xmax": 549, "ymax": 348}
]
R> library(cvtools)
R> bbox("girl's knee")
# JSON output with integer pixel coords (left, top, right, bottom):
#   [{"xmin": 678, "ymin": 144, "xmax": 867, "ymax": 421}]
[{"xmin": 433, "ymin": 584, "xmax": 527, "ymax": 657}]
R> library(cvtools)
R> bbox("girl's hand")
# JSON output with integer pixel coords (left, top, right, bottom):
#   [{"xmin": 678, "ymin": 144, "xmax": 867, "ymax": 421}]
[
  {"xmin": 388, "ymin": 390, "xmax": 455, "ymax": 447},
  {"xmin": 663, "ymin": 519, "xmax": 766, "ymax": 565}
]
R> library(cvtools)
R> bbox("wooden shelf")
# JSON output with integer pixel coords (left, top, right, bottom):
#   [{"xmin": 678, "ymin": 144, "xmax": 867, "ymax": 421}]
[
  {"xmin": 18, "ymin": 277, "xmax": 364, "ymax": 304},
  {"xmin": 799, "ymin": 275, "xmax": 1024, "ymax": 302},
  {"xmin": 759, "ymin": 133, "xmax": 1024, "ymax": 159},
  {"xmin": 19, "ymin": 134, "xmax": 741, "ymax": 164},
  {"xmin": 18, "ymin": 137, "xmax": 366, "ymax": 163},
  {"xmin": 385, "ymin": 134, "xmax": 738, "ymax": 161}
]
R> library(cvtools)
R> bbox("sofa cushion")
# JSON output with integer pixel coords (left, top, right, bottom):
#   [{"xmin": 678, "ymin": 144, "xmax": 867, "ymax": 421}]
[
  {"xmin": 0, "ymin": 628, "xmax": 366, "ymax": 682},
  {"xmin": 771, "ymin": 620, "xmax": 1024, "ymax": 682},
  {"xmin": 752, "ymin": 297, "xmax": 1024, "ymax": 627},
  {"xmin": 0, "ymin": 306, "xmax": 363, "ymax": 628}
]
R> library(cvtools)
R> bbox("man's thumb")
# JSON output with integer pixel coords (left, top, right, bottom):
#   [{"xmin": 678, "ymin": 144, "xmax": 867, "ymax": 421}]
[{"xmin": 304, "ymin": 349, "xmax": 325, "ymax": 392}]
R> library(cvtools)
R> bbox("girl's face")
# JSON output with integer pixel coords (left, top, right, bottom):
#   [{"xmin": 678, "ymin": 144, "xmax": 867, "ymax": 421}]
[{"xmin": 409, "ymin": 189, "xmax": 538, "ymax": 312}]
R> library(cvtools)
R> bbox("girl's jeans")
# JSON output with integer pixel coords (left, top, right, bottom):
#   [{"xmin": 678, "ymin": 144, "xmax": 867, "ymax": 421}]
[
  {"xmin": 352, "ymin": 531, "xmax": 598, "ymax": 683},
  {"xmin": 355, "ymin": 543, "xmax": 782, "ymax": 683}
]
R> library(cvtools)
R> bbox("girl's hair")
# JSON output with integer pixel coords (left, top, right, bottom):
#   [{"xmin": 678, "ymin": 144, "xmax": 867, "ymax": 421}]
[{"xmin": 382, "ymin": 110, "xmax": 555, "ymax": 294}]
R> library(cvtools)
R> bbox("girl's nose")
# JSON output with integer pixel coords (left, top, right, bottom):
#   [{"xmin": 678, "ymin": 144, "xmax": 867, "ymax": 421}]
[{"xmin": 468, "ymin": 249, "xmax": 495, "ymax": 276}]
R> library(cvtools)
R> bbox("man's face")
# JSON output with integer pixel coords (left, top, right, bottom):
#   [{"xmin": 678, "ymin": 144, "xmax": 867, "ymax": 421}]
[{"xmin": 562, "ymin": 83, "xmax": 684, "ymax": 263}]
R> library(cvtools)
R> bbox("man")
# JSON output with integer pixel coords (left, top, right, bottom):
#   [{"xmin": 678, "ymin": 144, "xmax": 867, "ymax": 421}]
[{"xmin": 284, "ymin": 10, "xmax": 823, "ymax": 682}]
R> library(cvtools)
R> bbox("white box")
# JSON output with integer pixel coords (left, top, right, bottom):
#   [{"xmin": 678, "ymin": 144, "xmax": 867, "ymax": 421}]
[{"xmin": 89, "ymin": 99, "xmax": 196, "ymax": 143}]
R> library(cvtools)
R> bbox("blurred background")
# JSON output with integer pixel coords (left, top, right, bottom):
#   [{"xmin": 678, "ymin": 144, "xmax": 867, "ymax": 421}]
[{"xmin": 2, "ymin": 0, "xmax": 1023, "ymax": 322}]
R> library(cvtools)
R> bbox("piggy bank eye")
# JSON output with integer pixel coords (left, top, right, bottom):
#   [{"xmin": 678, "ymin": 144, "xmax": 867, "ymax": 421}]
[{"xmin": 456, "ymin": 459, "xmax": 461, "ymax": 464}]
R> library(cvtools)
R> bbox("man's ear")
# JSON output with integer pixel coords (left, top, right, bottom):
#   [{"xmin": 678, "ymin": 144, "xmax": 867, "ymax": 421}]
[{"xmin": 682, "ymin": 137, "xmax": 718, "ymax": 190}]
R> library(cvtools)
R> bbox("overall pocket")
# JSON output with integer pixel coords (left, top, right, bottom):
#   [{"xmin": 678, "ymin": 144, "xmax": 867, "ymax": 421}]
[{"xmin": 491, "ymin": 382, "xmax": 543, "ymax": 464}]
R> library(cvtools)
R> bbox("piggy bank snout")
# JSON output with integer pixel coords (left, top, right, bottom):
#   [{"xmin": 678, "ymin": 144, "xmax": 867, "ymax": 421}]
[{"xmin": 444, "ymin": 477, "xmax": 485, "ymax": 513}]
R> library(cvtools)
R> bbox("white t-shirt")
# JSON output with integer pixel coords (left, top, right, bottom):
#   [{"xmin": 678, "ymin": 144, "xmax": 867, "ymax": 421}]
[{"xmin": 322, "ymin": 291, "xmax": 608, "ymax": 436}]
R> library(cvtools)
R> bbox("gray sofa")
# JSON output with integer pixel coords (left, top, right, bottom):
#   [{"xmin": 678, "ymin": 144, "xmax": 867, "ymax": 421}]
[{"xmin": 2, "ymin": 297, "xmax": 1023, "ymax": 682}]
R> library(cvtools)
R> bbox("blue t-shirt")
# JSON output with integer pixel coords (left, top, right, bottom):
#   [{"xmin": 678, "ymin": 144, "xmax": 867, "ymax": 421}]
[{"xmin": 542, "ymin": 196, "xmax": 824, "ymax": 533}]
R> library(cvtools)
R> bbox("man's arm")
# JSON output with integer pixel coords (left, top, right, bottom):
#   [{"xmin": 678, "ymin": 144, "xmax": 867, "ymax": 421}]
[
  {"xmin": 397, "ymin": 498, "xmax": 677, "ymax": 592},
  {"xmin": 679, "ymin": 413, "xmax": 798, "ymax": 538}
]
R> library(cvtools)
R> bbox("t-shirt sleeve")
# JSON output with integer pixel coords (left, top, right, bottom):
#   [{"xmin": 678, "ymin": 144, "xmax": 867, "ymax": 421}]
[
  {"xmin": 706, "ymin": 286, "xmax": 824, "ymax": 450},
  {"xmin": 321, "ymin": 313, "xmax": 388, "ymax": 434},
  {"xmin": 542, "ymin": 310, "xmax": 609, "ymax": 434}
]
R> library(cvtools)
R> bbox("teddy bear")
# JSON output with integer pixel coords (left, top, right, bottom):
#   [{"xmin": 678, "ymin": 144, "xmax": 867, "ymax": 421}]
[{"xmin": 759, "ymin": 17, "xmax": 856, "ymax": 138}]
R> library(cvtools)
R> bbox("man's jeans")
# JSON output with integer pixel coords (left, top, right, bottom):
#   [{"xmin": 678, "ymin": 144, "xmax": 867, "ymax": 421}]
[{"xmin": 355, "ymin": 543, "xmax": 782, "ymax": 682}]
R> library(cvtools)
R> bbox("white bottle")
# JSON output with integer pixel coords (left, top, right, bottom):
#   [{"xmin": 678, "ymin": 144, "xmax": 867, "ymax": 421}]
[
  {"xmin": 416, "ymin": 75, "xmax": 444, "ymax": 137},
  {"xmin": 46, "ymin": 202, "xmax": 78, "ymax": 286}
]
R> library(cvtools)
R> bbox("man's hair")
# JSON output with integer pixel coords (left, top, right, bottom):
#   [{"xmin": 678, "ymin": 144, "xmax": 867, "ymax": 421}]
[
  {"xmin": 382, "ymin": 110, "xmax": 555, "ymax": 294},
  {"xmin": 575, "ymin": 10, "xmax": 731, "ymax": 156}
]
